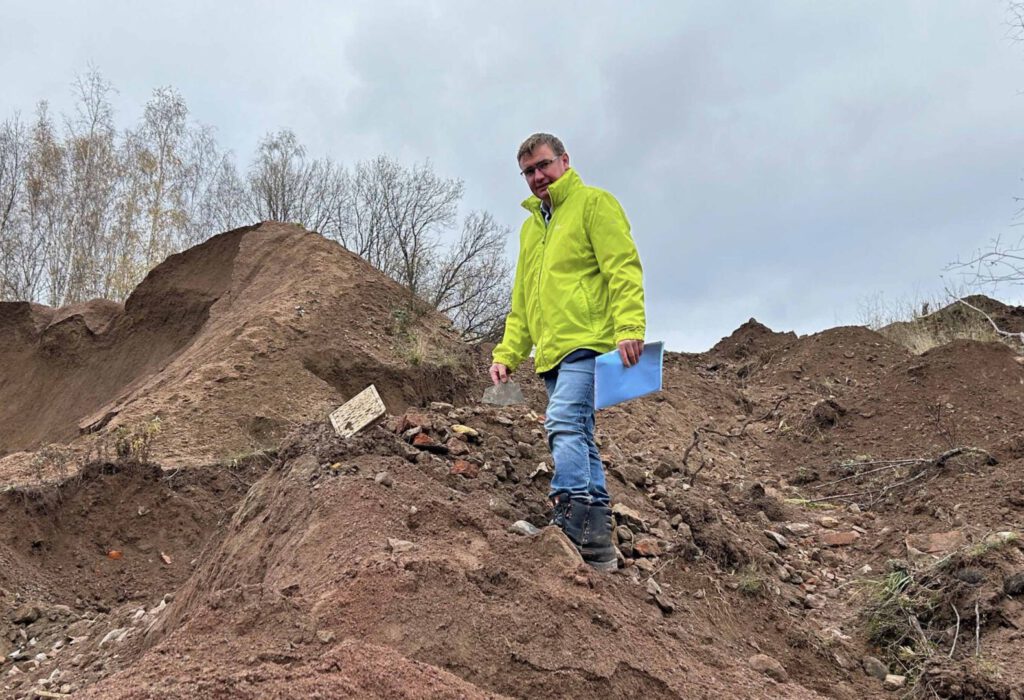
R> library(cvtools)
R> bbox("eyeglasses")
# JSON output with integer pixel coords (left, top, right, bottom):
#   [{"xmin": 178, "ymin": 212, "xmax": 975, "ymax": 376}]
[{"xmin": 520, "ymin": 157, "xmax": 560, "ymax": 178}]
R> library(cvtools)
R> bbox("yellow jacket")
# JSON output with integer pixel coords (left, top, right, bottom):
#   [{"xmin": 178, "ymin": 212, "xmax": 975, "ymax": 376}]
[{"xmin": 493, "ymin": 169, "xmax": 645, "ymax": 374}]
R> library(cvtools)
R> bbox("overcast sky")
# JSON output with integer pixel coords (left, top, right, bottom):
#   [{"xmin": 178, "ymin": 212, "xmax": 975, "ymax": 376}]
[{"xmin": 3, "ymin": 1, "xmax": 1023, "ymax": 351}]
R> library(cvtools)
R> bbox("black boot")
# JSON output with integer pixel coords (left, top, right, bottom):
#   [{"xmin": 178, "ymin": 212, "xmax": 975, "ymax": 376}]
[{"xmin": 550, "ymin": 498, "xmax": 617, "ymax": 571}]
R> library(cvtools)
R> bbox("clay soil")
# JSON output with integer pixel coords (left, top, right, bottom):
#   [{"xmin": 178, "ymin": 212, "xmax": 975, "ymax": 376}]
[{"xmin": 2, "ymin": 224, "xmax": 1023, "ymax": 699}]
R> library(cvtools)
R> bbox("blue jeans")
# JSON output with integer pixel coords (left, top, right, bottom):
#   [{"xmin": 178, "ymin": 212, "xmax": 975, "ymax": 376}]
[{"xmin": 542, "ymin": 353, "xmax": 610, "ymax": 507}]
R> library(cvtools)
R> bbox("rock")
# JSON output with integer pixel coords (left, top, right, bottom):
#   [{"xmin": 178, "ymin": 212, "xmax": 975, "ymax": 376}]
[
  {"xmin": 818, "ymin": 516, "xmax": 840, "ymax": 528},
  {"xmin": 450, "ymin": 459, "xmax": 479, "ymax": 479},
  {"xmin": 612, "ymin": 503, "xmax": 646, "ymax": 530},
  {"xmin": 883, "ymin": 674, "xmax": 906, "ymax": 691},
  {"xmin": 633, "ymin": 538, "xmax": 662, "ymax": 558},
  {"xmin": 450, "ymin": 424, "xmax": 479, "ymax": 440},
  {"xmin": 634, "ymin": 558, "xmax": 656, "ymax": 573},
  {"xmin": 402, "ymin": 411, "xmax": 433, "ymax": 431},
  {"xmin": 374, "ymin": 472, "xmax": 393, "ymax": 487},
  {"xmin": 804, "ymin": 593, "xmax": 827, "ymax": 609},
  {"xmin": 821, "ymin": 531, "xmax": 860, "ymax": 547},
  {"xmin": 615, "ymin": 525, "xmax": 634, "ymax": 542},
  {"xmin": 764, "ymin": 530, "xmax": 789, "ymax": 549},
  {"xmin": 11, "ymin": 604, "xmax": 40, "ymax": 625},
  {"xmin": 509, "ymin": 520, "xmax": 541, "ymax": 537},
  {"xmin": 748, "ymin": 653, "xmax": 788, "ymax": 683},
  {"xmin": 646, "ymin": 578, "xmax": 663, "ymax": 596},
  {"xmin": 784, "ymin": 522, "xmax": 812, "ymax": 537},
  {"xmin": 1004, "ymin": 572, "xmax": 1024, "ymax": 596},
  {"xmin": 386, "ymin": 538, "xmax": 415, "ymax": 554},
  {"xmin": 862, "ymin": 656, "xmax": 888, "ymax": 681},
  {"xmin": 446, "ymin": 438, "xmax": 470, "ymax": 456},
  {"xmin": 653, "ymin": 461, "xmax": 674, "ymax": 479},
  {"xmin": 99, "ymin": 628, "xmax": 129, "ymax": 647},
  {"xmin": 611, "ymin": 464, "xmax": 647, "ymax": 488},
  {"xmin": 429, "ymin": 402, "xmax": 454, "ymax": 411},
  {"xmin": 528, "ymin": 463, "xmax": 551, "ymax": 480},
  {"xmin": 316, "ymin": 629, "xmax": 336, "ymax": 644},
  {"xmin": 984, "ymin": 531, "xmax": 1019, "ymax": 546},
  {"xmin": 534, "ymin": 527, "xmax": 585, "ymax": 570},
  {"xmin": 905, "ymin": 530, "xmax": 965, "ymax": 555},
  {"xmin": 653, "ymin": 594, "xmax": 676, "ymax": 614},
  {"xmin": 412, "ymin": 432, "xmax": 448, "ymax": 454}
]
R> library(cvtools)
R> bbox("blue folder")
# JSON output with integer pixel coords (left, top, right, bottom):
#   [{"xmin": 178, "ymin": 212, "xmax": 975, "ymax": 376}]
[{"xmin": 594, "ymin": 341, "xmax": 664, "ymax": 409}]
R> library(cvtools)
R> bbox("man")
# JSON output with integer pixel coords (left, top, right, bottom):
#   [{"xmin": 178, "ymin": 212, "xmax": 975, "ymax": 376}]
[{"xmin": 489, "ymin": 133, "xmax": 645, "ymax": 571}]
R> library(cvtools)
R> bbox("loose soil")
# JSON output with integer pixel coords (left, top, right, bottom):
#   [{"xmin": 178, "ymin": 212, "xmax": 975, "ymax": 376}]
[{"xmin": 2, "ymin": 224, "xmax": 1022, "ymax": 699}]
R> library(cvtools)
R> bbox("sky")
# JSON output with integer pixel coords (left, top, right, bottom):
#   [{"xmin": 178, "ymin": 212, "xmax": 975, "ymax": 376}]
[{"xmin": 2, "ymin": 1, "xmax": 1023, "ymax": 351}]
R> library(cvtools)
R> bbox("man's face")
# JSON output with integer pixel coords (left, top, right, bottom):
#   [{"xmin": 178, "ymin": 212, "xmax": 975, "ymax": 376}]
[{"xmin": 519, "ymin": 144, "xmax": 569, "ymax": 204}]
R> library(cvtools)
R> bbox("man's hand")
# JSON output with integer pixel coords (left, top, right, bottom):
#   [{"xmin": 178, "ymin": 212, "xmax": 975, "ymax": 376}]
[
  {"xmin": 618, "ymin": 339, "xmax": 644, "ymax": 368},
  {"xmin": 489, "ymin": 363, "xmax": 510, "ymax": 384}
]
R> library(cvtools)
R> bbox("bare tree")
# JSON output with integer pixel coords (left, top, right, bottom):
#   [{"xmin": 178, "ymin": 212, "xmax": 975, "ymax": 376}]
[
  {"xmin": 0, "ymin": 115, "xmax": 31, "ymax": 300},
  {"xmin": 245, "ymin": 129, "xmax": 344, "ymax": 233},
  {"xmin": 1, "ymin": 70, "xmax": 513, "ymax": 343},
  {"xmin": 425, "ymin": 210, "xmax": 512, "ymax": 341}
]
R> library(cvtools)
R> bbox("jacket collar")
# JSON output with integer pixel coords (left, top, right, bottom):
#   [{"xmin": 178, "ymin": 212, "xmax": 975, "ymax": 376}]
[{"xmin": 521, "ymin": 168, "xmax": 584, "ymax": 213}]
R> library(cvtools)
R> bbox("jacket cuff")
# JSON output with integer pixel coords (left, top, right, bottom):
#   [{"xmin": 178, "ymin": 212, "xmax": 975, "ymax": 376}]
[
  {"xmin": 614, "ymin": 327, "xmax": 645, "ymax": 344},
  {"xmin": 491, "ymin": 351, "xmax": 523, "ymax": 372}
]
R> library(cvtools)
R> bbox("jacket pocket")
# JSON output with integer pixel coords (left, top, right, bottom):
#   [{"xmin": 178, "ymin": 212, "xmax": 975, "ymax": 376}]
[{"xmin": 577, "ymin": 279, "xmax": 596, "ymax": 333}]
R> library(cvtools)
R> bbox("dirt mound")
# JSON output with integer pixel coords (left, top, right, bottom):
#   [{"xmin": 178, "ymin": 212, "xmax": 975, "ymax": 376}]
[
  {"xmin": 3, "ymin": 226, "xmax": 1024, "ymax": 698},
  {"xmin": 0, "ymin": 222, "xmax": 474, "ymax": 477},
  {"xmin": 709, "ymin": 318, "xmax": 797, "ymax": 363}
]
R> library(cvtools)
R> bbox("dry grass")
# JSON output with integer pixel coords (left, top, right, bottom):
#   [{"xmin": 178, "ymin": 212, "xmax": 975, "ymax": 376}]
[{"xmin": 878, "ymin": 314, "xmax": 1002, "ymax": 355}]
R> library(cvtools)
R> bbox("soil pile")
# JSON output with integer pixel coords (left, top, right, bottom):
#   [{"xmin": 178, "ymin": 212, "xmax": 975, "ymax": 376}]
[
  {"xmin": 0, "ymin": 222, "xmax": 473, "ymax": 478},
  {"xmin": 1, "ymin": 230, "xmax": 1023, "ymax": 699}
]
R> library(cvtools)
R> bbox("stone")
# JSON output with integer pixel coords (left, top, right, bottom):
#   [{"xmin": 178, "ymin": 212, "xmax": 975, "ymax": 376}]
[
  {"xmin": 450, "ymin": 459, "xmax": 479, "ymax": 479},
  {"xmin": 984, "ymin": 531, "xmax": 1019, "ymax": 546},
  {"xmin": 804, "ymin": 593, "xmax": 827, "ymax": 609},
  {"xmin": 316, "ymin": 629, "xmax": 336, "ymax": 644},
  {"xmin": 412, "ymin": 432, "xmax": 448, "ymax": 454},
  {"xmin": 528, "ymin": 462, "xmax": 551, "ymax": 480},
  {"xmin": 402, "ymin": 411, "xmax": 433, "ymax": 431},
  {"xmin": 862, "ymin": 656, "xmax": 888, "ymax": 680},
  {"xmin": 386, "ymin": 538, "xmax": 415, "ymax": 554},
  {"xmin": 883, "ymin": 674, "xmax": 906, "ymax": 691},
  {"xmin": 634, "ymin": 558, "xmax": 656, "ymax": 573},
  {"xmin": 450, "ymin": 424, "xmax": 479, "ymax": 440},
  {"xmin": 611, "ymin": 464, "xmax": 647, "ymax": 488},
  {"xmin": 646, "ymin": 579, "xmax": 663, "ymax": 596},
  {"xmin": 429, "ymin": 402, "xmax": 454, "ymax": 411},
  {"xmin": 905, "ymin": 530, "xmax": 965, "ymax": 555},
  {"xmin": 374, "ymin": 472, "xmax": 393, "ymax": 487},
  {"xmin": 653, "ymin": 594, "xmax": 676, "ymax": 614},
  {"xmin": 784, "ymin": 522, "xmax": 812, "ymax": 537},
  {"xmin": 509, "ymin": 520, "xmax": 541, "ymax": 537},
  {"xmin": 818, "ymin": 516, "xmax": 840, "ymax": 528},
  {"xmin": 748, "ymin": 653, "xmax": 788, "ymax": 683},
  {"xmin": 764, "ymin": 530, "xmax": 789, "ymax": 549},
  {"xmin": 446, "ymin": 438, "xmax": 470, "ymax": 457},
  {"xmin": 1004, "ymin": 572, "xmax": 1024, "ymax": 597},
  {"xmin": 534, "ymin": 527, "xmax": 585, "ymax": 571},
  {"xmin": 633, "ymin": 538, "xmax": 662, "ymax": 558},
  {"xmin": 11, "ymin": 604, "xmax": 40, "ymax": 625},
  {"xmin": 99, "ymin": 628, "xmax": 129, "ymax": 647},
  {"xmin": 612, "ymin": 503, "xmax": 646, "ymax": 530},
  {"xmin": 821, "ymin": 531, "xmax": 860, "ymax": 547},
  {"xmin": 615, "ymin": 526, "xmax": 634, "ymax": 542}
]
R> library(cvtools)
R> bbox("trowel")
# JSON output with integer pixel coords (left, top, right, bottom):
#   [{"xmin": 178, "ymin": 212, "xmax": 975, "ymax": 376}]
[{"xmin": 481, "ymin": 380, "xmax": 526, "ymax": 406}]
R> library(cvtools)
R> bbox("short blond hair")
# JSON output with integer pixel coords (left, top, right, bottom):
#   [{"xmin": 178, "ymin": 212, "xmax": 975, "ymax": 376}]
[{"xmin": 517, "ymin": 133, "xmax": 565, "ymax": 162}]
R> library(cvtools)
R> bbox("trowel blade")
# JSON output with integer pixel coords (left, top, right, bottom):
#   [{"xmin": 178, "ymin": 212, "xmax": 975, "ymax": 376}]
[{"xmin": 481, "ymin": 380, "xmax": 526, "ymax": 406}]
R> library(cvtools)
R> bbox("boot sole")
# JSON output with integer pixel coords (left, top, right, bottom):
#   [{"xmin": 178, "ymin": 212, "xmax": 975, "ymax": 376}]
[{"xmin": 585, "ymin": 558, "xmax": 618, "ymax": 572}]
